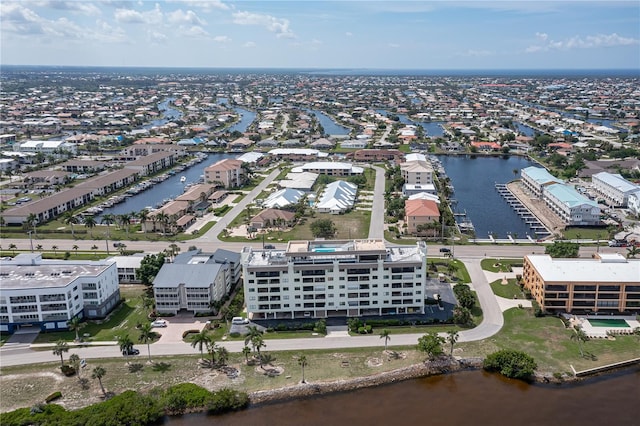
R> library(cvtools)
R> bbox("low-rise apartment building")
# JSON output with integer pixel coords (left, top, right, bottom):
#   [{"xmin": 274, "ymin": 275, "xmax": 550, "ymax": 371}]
[
  {"xmin": 522, "ymin": 253, "xmax": 640, "ymax": 314},
  {"xmin": 543, "ymin": 183, "xmax": 601, "ymax": 226},
  {"xmin": 153, "ymin": 249, "xmax": 240, "ymax": 314},
  {"xmin": 0, "ymin": 254, "xmax": 120, "ymax": 333},
  {"xmin": 400, "ymin": 160, "xmax": 434, "ymax": 186},
  {"xmin": 205, "ymin": 158, "xmax": 246, "ymax": 188},
  {"xmin": 591, "ymin": 172, "xmax": 639, "ymax": 207},
  {"xmin": 242, "ymin": 239, "xmax": 428, "ymax": 320}
]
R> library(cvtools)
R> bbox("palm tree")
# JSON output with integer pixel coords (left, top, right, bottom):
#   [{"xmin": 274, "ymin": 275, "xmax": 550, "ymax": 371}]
[
  {"xmin": 53, "ymin": 340, "xmax": 69, "ymax": 366},
  {"xmin": 91, "ymin": 244, "xmax": 99, "ymax": 258},
  {"xmin": 206, "ymin": 341, "xmax": 218, "ymax": 366},
  {"xmin": 298, "ymin": 354, "xmax": 308, "ymax": 383},
  {"xmin": 84, "ymin": 216, "xmax": 96, "ymax": 238},
  {"xmin": 251, "ymin": 334, "xmax": 266, "ymax": 368},
  {"xmin": 67, "ymin": 317, "xmax": 83, "ymax": 342},
  {"xmin": 118, "ymin": 213, "xmax": 131, "ymax": 238},
  {"xmin": 72, "ymin": 244, "xmax": 79, "ymax": 254},
  {"xmin": 137, "ymin": 209, "xmax": 149, "ymax": 233},
  {"xmin": 138, "ymin": 322, "xmax": 155, "ymax": 362},
  {"xmin": 216, "ymin": 346, "xmax": 229, "ymax": 366},
  {"xmin": 25, "ymin": 213, "xmax": 38, "ymax": 238},
  {"xmin": 626, "ymin": 245, "xmax": 639, "ymax": 259},
  {"xmin": 91, "ymin": 366, "xmax": 107, "ymax": 396},
  {"xmin": 571, "ymin": 327, "xmax": 589, "ymax": 357},
  {"xmin": 63, "ymin": 212, "xmax": 78, "ymax": 238},
  {"xmin": 8, "ymin": 243, "xmax": 17, "ymax": 255},
  {"xmin": 244, "ymin": 325, "xmax": 263, "ymax": 349},
  {"xmin": 379, "ymin": 329, "xmax": 391, "ymax": 351},
  {"xmin": 242, "ymin": 345, "xmax": 251, "ymax": 363},
  {"xmin": 117, "ymin": 334, "xmax": 134, "ymax": 362},
  {"xmin": 220, "ymin": 306, "xmax": 232, "ymax": 330},
  {"xmin": 101, "ymin": 214, "xmax": 115, "ymax": 238},
  {"xmin": 36, "ymin": 244, "xmax": 43, "ymax": 251},
  {"xmin": 446, "ymin": 330, "xmax": 459, "ymax": 356},
  {"xmin": 191, "ymin": 330, "xmax": 212, "ymax": 360},
  {"xmin": 51, "ymin": 245, "xmax": 58, "ymax": 254},
  {"xmin": 69, "ymin": 353, "xmax": 81, "ymax": 377},
  {"xmin": 155, "ymin": 212, "xmax": 169, "ymax": 235}
]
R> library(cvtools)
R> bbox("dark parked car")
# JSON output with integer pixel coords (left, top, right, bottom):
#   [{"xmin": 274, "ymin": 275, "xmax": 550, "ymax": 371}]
[
  {"xmin": 122, "ymin": 347, "xmax": 140, "ymax": 356},
  {"xmin": 439, "ymin": 247, "xmax": 451, "ymax": 253},
  {"xmin": 264, "ymin": 244, "xmax": 276, "ymax": 249},
  {"xmin": 113, "ymin": 242, "xmax": 125, "ymax": 248}
]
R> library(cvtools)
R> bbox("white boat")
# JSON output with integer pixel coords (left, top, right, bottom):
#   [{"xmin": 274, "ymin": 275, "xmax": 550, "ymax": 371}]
[{"xmin": 180, "ymin": 176, "xmax": 186, "ymax": 183}]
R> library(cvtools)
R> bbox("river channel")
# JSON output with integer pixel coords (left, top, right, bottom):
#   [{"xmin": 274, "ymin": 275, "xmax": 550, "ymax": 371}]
[
  {"xmin": 163, "ymin": 367, "xmax": 639, "ymax": 426},
  {"xmin": 437, "ymin": 154, "xmax": 539, "ymax": 239}
]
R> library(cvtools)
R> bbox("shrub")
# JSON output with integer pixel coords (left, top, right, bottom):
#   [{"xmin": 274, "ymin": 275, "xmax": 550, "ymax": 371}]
[
  {"xmin": 229, "ymin": 332, "xmax": 241, "ymax": 338},
  {"xmin": 483, "ymin": 349, "xmax": 537, "ymax": 381},
  {"xmin": 45, "ymin": 391, "xmax": 62, "ymax": 403},
  {"xmin": 182, "ymin": 329, "xmax": 200, "ymax": 339},
  {"xmin": 60, "ymin": 365, "xmax": 76, "ymax": 377},
  {"xmin": 207, "ymin": 389, "xmax": 249, "ymax": 415},
  {"xmin": 162, "ymin": 383, "xmax": 212, "ymax": 414}
]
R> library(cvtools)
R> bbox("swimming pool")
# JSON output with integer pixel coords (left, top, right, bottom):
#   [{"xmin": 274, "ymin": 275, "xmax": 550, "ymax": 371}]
[
  {"xmin": 313, "ymin": 248, "xmax": 336, "ymax": 253},
  {"xmin": 587, "ymin": 319, "xmax": 630, "ymax": 328}
]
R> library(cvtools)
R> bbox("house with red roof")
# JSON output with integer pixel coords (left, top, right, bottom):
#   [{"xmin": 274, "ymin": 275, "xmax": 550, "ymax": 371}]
[{"xmin": 404, "ymin": 199, "xmax": 440, "ymax": 236}]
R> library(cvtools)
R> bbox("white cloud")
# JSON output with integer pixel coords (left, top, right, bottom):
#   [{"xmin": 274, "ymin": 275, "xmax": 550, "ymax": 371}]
[
  {"xmin": 526, "ymin": 32, "xmax": 639, "ymax": 53},
  {"xmin": 114, "ymin": 4, "xmax": 162, "ymax": 25},
  {"xmin": 34, "ymin": 1, "xmax": 102, "ymax": 16},
  {"xmin": 463, "ymin": 49, "xmax": 494, "ymax": 57},
  {"xmin": 179, "ymin": 25, "xmax": 209, "ymax": 38},
  {"xmin": 345, "ymin": 32, "xmax": 353, "ymax": 37},
  {"xmin": 169, "ymin": 0, "xmax": 229, "ymax": 11},
  {"xmin": 213, "ymin": 35, "xmax": 231, "ymax": 43},
  {"xmin": 167, "ymin": 9, "xmax": 206, "ymax": 26},
  {"xmin": 232, "ymin": 11, "xmax": 295, "ymax": 39},
  {"xmin": 243, "ymin": 41, "xmax": 256, "ymax": 48},
  {"xmin": 147, "ymin": 29, "xmax": 168, "ymax": 44}
]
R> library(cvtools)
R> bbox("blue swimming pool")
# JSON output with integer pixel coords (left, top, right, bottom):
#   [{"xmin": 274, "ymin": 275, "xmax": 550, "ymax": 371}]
[{"xmin": 314, "ymin": 248, "xmax": 336, "ymax": 253}]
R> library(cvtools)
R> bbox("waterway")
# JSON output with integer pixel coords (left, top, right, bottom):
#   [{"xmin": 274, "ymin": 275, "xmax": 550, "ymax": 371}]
[
  {"xmin": 141, "ymin": 98, "xmax": 182, "ymax": 130},
  {"xmin": 437, "ymin": 154, "xmax": 538, "ymax": 239},
  {"xmin": 305, "ymin": 109, "xmax": 351, "ymax": 136},
  {"xmin": 163, "ymin": 368, "xmax": 639, "ymax": 425},
  {"xmin": 228, "ymin": 107, "xmax": 257, "ymax": 133},
  {"xmin": 375, "ymin": 109, "xmax": 445, "ymax": 137},
  {"xmin": 94, "ymin": 153, "xmax": 236, "ymax": 219}
]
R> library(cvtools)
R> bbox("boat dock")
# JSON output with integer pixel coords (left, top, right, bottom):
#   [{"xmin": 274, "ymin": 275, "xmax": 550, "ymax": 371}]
[{"xmin": 495, "ymin": 183, "xmax": 551, "ymax": 238}]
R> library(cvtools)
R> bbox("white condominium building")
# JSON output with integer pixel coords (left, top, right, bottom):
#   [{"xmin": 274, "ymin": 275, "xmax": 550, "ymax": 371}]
[
  {"xmin": 591, "ymin": 172, "xmax": 639, "ymax": 207},
  {"xmin": 0, "ymin": 254, "xmax": 120, "ymax": 334},
  {"xmin": 242, "ymin": 239, "xmax": 428, "ymax": 320}
]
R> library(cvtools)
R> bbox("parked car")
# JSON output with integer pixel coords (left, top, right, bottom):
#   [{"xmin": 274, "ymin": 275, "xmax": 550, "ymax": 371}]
[
  {"xmin": 122, "ymin": 347, "xmax": 140, "ymax": 356},
  {"xmin": 608, "ymin": 240, "xmax": 627, "ymax": 247},
  {"xmin": 151, "ymin": 319, "xmax": 168, "ymax": 328},
  {"xmin": 113, "ymin": 242, "xmax": 125, "ymax": 248},
  {"xmin": 231, "ymin": 317, "xmax": 249, "ymax": 325},
  {"xmin": 264, "ymin": 244, "xmax": 276, "ymax": 249},
  {"xmin": 439, "ymin": 247, "xmax": 451, "ymax": 253}
]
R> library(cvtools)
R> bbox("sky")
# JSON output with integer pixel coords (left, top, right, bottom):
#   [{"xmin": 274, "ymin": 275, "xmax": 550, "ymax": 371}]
[{"xmin": 1, "ymin": 1, "xmax": 639, "ymax": 70}]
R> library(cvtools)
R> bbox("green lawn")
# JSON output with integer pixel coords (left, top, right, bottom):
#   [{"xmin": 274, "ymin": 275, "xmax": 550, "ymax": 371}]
[
  {"xmin": 480, "ymin": 258, "xmax": 523, "ymax": 272},
  {"xmin": 489, "ymin": 279, "xmax": 527, "ymax": 299},
  {"xmin": 459, "ymin": 308, "xmax": 640, "ymax": 373},
  {"xmin": 428, "ymin": 258, "xmax": 471, "ymax": 284},
  {"xmin": 33, "ymin": 286, "xmax": 154, "ymax": 344},
  {"xmin": 561, "ymin": 227, "xmax": 611, "ymax": 241}
]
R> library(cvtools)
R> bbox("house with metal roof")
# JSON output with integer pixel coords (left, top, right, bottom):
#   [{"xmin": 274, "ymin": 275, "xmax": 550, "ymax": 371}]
[
  {"xmin": 591, "ymin": 172, "xmax": 639, "ymax": 207},
  {"xmin": 262, "ymin": 188, "xmax": 305, "ymax": 209},
  {"xmin": 315, "ymin": 180, "xmax": 357, "ymax": 214},
  {"xmin": 543, "ymin": 183, "xmax": 601, "ymax": 226},
  {"xmin": 521, "ymin": 166, "xmax": 564, "ymax": 198}
]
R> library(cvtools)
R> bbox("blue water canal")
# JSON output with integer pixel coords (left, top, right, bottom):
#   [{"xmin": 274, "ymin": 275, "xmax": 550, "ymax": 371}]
[
  {"xmin": 437, "ymin": 154, "xmax": 539, "ymax": 239},
  {"xmin": 375, "ymin": 109, "xmax": 445, "ymax": 137},
  {"xmin": 305, "ymin": 109, "xmax": 351, "ymax": 136},
  {"xmin": 94, "ymin": 153, "xmax": 237, "ymax": 220}
]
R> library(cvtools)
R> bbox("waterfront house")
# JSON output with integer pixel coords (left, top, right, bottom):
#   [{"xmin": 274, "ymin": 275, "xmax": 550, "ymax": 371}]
[
  {"xmin": 591, "ymin": 172, "xmax": 639, "ymax": 207},
  {"xmin": 404, "ymin": 199, "xmax": 440, "ymax": 236},
  {"xmin": 250, "ymin": 208, "xmax": 296, "ymax": 229}
]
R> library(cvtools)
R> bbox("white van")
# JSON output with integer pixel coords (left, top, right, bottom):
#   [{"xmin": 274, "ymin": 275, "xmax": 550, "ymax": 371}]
[{"xmin": 231, "ymin": 317, "xmax": 249, "ymax": 325}]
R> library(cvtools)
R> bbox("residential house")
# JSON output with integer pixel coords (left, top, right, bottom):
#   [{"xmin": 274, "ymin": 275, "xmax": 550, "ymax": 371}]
[
  {"xmin": 404, "ymin": 199, "xmax": 440, "ymax": 236},
  {"xmin": 250, "ymin": 208, "xmax": 296, "ymax": 229},
  {"xmin": 204, "ymin": 158, "xmax": 246, "ymax": 188}
]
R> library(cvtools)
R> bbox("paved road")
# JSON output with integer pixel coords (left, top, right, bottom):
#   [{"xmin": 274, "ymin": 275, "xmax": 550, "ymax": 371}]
[{"xmin": 368, "ymin": 165, "xmax": 385, "ymax": 239}]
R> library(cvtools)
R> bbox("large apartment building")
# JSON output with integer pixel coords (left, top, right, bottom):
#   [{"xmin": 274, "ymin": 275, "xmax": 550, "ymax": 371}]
[
  {"xmin": 242, "ymin": 239, "xmax": 428, "ymax": 320},
  {"xmin": 204, "ymin": 158, "xmax": 246, "ymax": 188},
  {"xmin": 591, "ymin": 172, "xmax": 639, "ymax": 207},
  {"xmin": 0, "ymin": 254, "xmax": 120, "ymax": 333},
  {"xmin": 522, "ymin": 253, "xmax": 640, "ymax": 314}
]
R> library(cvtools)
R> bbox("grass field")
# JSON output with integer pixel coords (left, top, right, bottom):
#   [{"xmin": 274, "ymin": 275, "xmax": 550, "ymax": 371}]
[
  {"xmin": 489, "ymin": 279, "xmax": 527, "ymax": 299},
  {"xmin": 480, "ymin": 258, "xmax": 523, "ymax": 272}
]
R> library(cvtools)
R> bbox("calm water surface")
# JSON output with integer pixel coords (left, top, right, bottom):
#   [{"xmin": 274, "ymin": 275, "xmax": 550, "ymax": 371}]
[
  {"xmin": 164, "ymin": 368, "xmax": 639, "ymax": 426},
  {"xmin": 438, "ymin": 155, "xmax": 538, "ymax": 239}
]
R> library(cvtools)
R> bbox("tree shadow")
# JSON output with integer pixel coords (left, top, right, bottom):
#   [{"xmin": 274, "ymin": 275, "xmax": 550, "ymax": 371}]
[
  {"xmin": 128, "ymin": 363, "xmax": 144, "ymax": 373},
  {"xmin": 582, "ymin": 352, "xmax": 598, "ymax": 361},
  {"xmin": 152, "ymin": 362, "xmax": 172, "ymax": 373}
]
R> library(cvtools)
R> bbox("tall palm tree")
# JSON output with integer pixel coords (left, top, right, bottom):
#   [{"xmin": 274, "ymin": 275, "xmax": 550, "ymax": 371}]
[
  {"xmin": 138, "ymin": 322, "xmax": 155, "ymax": 362},
  {"xmin": 244, "ymin": 325, "xmax": 263, "ymax": 349},
  {"xmin": 216, "ymin": 346, "xmax": 229, "ymax": 366},
  {"xmin": 117, "ymin": 334, "xmax": 134, "ymax": 362},
  {"xmin": 25, "ymin": 213, "xmax": 38, "ymax": 238},
  {"xmin": 379, "ymin": 329, "xmax": 391, "ymax": 351},
  {"xmin": 206, "ymin": 341, "xmax": 218, "ymax": 366},
  {"xmin": 446, "ymin": 330, "xmax": 459, "ymax": 356},
  {"xmin": 72, "ymin": 244, "xmax": 79, "ymax": 254},
  {"xmin": 53, "ymin": 340, "xmax": 69, "ymax": 366},
  {"xmin": 242, "ymin": 345, "xmax": 251, "ymax": 363},
  {"xmin": 8, "ymin": 243, "xmax": 17, "ymax": 255},
  {"xmin": 67, "ymin": 317, "xmax": 83, "ymax": 342},
  {"xmin": 251, "ymin": 334, "xmax": 266, "ymax": 368},
  {"xmin": 36, "ymin": 244, "xmax": 43, "ymax": 251},
  {"xmin": 101, "ymin": 214, "xmax": 115, "ymax": 239},
  {"xmin": 51, "ymin": 245, "xmax": 58, "ymax": 254},
  {"xmin": 91, "ymin": 366, "xmax": 107, "ymax": 396},
  {"xmin": 69, "ymin": 353, "xmax": 81, "ymax": 377},
  {"xmin": 298, "ymin": 354, "xmax": 308, "ymax": 383},
  {"xmin": 63, "ymin": 212, "xmax": 78, "ymax": 238},
  {"xmin": 155, "ymin": 212, "xmax": 169, "ymax": 235},
  {"xmin": 84, "ymin": 216, "xmax": 97, "ymax": 238},
  {"xmin": 191, "ymin": 330, "xmax": 212, "ymax": 360},
  {"xmin": 137, "ymin": 209, "xmax": 149, "ymax": 233},
  {"xmin": 118, "ymin": 213, "xmax": 131, "ymax": 238},
  {"xmin": 571, "ymin": 327, "xmax": 589, "ymax": 358}
]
